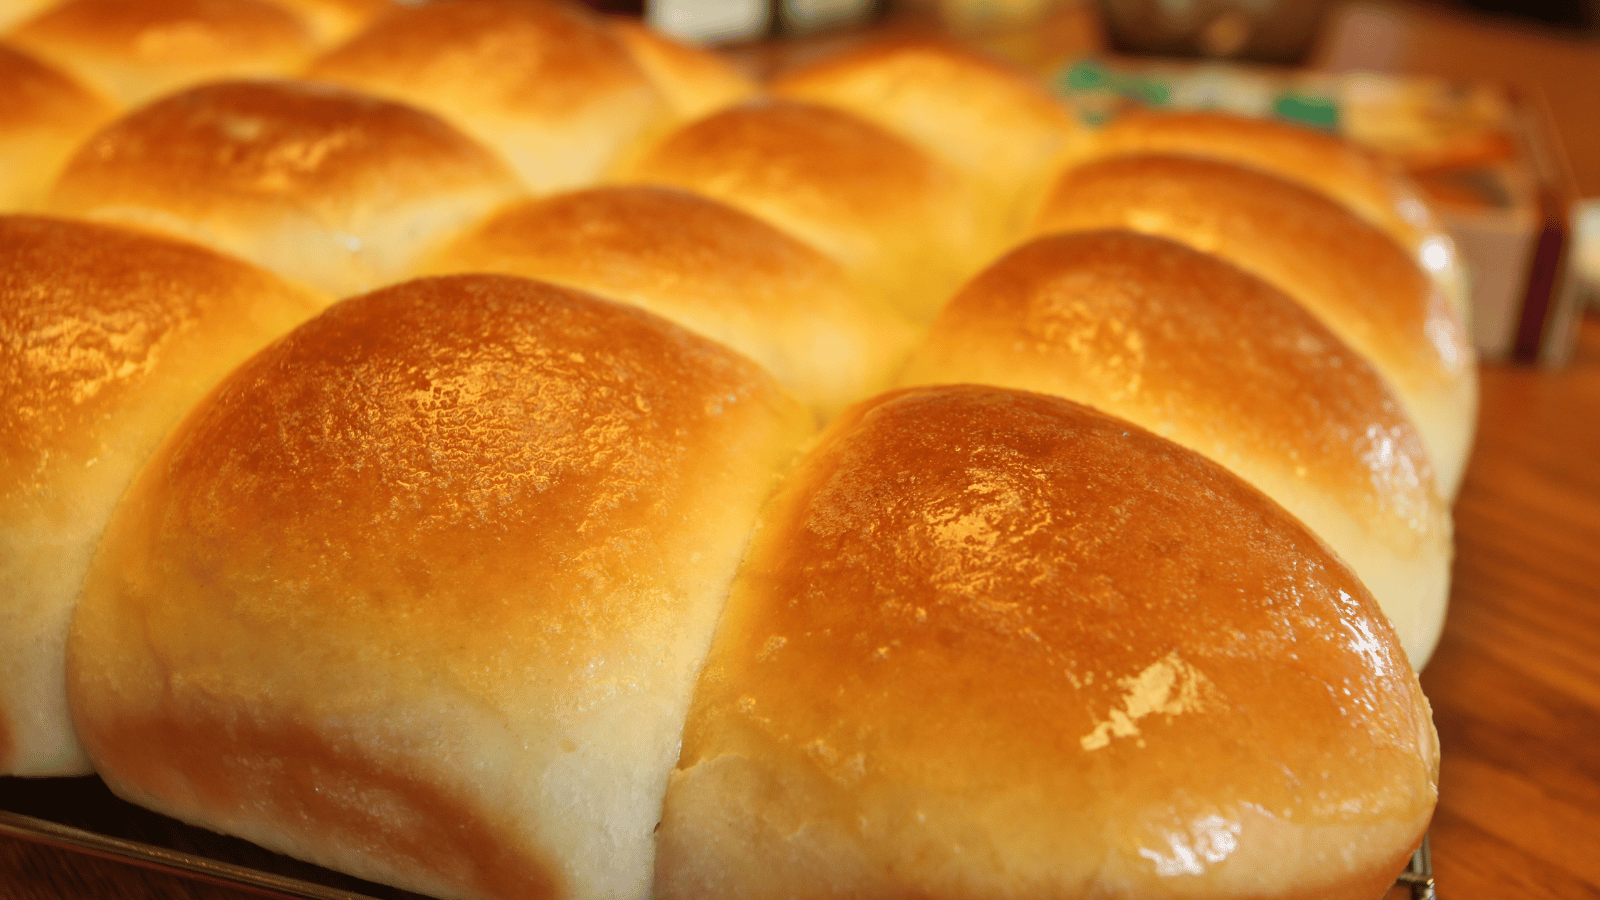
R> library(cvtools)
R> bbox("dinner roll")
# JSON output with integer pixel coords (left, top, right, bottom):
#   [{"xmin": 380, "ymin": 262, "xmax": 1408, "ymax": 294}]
[
  {"xmin": 0, "ymin": 41, "xmax": 115, "ymax": 211},
  {"xmin": 5, "ymin": 0, "xmax": 316, "ymax": 106},
  {"xmin": 609, "ymin": 17, "xmax": 758, "ymax": 121},
  {"xmin": 1033, "ymin": 153, "xmax": 1476, "ymax": 499},
  {"xmin": 47, "ymin": 79, "xmax": 524, "ymax": 297},
  {"xmin": 657, "ymin": 384, "xmax": 1439, "ymax": 900},
  {"xmin": 772, "ymin": 36, "xmax": 1083, "ymax": 239},
  {"xmin": 624, "ymin": 98, "xmax": 987, "ymax": 323},
  {"xmin": 1073, "ymin": 110, "xmax": 1471, "ymax": 324},
  {"xmin": 420, "ymin": 185, "xmax": 915, "ymax": 421},
  {"xmin": 305, "ymin": 0, "xmax": 675, "ymax": 193},
  {"xmin": 68, "ymin": 274, "xmax": 814, "ymax": 900},
  {"xmin": 1, "ymin": 215, "xmax": 323, "ymax": 777},
  {"xmin": 901, "ymin": 230, "xmax": 1452, "ymax": 668}
]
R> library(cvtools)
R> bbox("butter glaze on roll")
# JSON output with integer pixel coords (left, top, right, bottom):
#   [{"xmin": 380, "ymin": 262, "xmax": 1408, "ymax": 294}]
[
  {"xmin": 306, "ymin": 0, "xmax": 675, "ymax": 193},
  {"xmin": 1, "ymin": 215, "xmax": 323, "ymax": 776},
  {"xmin": 1033, "ymin": 153, "xmax": 1476, "ymax": 499},
  {"xmin": 5, "ymin": 0, "xmax": 316, "ymax": 106},
  {"xmin": 67, "ymin": 274, "xmax": 814, "ymax": 900},
  {"xmin": 901, "ymin": 230, "xmax": 1452, "ymax": 667},
  {"xmin": 420, "ymin": 185, "xmax": 915, "ymax": 421},
  {"xmin": 657, "ymin": 384, "xmax": 1439, "ymax": 900},
  {"xmin": 0, "ymin": 41, "xmax": 115, "ymax": 211},
  {"xmin": 47, "ymin": 79, "xmax": 523, "ymax": 297},
  {"xmin": 1073, "ymin": 111, "xmax": 1471, "ymax": 324}
]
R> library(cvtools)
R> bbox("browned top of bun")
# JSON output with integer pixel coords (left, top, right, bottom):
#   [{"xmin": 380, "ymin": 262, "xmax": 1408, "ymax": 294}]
[
  {"xmin": 1034, "ymin": 153, "xmax": 1469, "ymax": 396},
  {"xmin": 668, "ymin": 384, "xmax": 1437, "ymax": 898},
  {"xmin": 6, "ymin": 0, "xmax": 315, "ymax": 105}
]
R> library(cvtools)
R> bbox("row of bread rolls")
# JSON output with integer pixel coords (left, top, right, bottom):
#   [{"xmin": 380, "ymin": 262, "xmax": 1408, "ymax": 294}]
[{"xmin": 1, "ymin": 1, "xmax": 1457, "ymax": 897}]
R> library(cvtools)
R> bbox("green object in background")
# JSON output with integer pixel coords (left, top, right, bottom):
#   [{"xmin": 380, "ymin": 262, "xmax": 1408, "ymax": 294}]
[{"xmin": 1272, "ymin": 93, "xmax": 1340, "ymax": 130}]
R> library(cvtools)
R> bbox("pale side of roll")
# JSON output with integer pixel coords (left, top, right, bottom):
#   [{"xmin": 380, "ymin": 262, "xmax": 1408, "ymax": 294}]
[
  {"xmin": 67, "ymin": 274, "xmax": 815, "ymax": 900},
  {"xmin": 0, "ymin": 41, "xmax": 116, "ymax": 212},
  {"xmin": 267, "ymin": 0, "xmax": 395, "ymax": 47},
  {"xmin": 419, "ymin": 185, "xmax": 916, "ymax": 422},
  {"xmin": 623, "ymin": 98, "xmax": 988, "ymax": 324},
  {"xmin": 901, "ymin": 230, "xmax": 1453, "ymax": 668},
  {"xmin": 305, "ymin": 0, "xmax": 676, "ymax": 194},
  {"xmin": 47, "ymin": 79, "xmax": 525, "ymax": 298},
  {"xmin": 1071, "ymin": 110, "xmax": 1472, "ymax": 326},
  {"xmin": 5, "ymin": 0, "xmax": 317, "ymax": 107},
  {"xmin": 608, "ymin": 16, "xmax": 758, "ymax": 122},
  {"xmin": 1, "ymin": 215, "xmax": 324, "ymax": 777},
  {"xmin": 657, "ymin": 384, "xmax": 1439, "ymax": 900},
  {"xmin": 1033, "ymin": 153, "xmax": 1477, "ymax": 499},
  {"xmin": 0, "ymin": 0, "xmax": 53, "ymax": 30},
  {"xmin": 771, "ymin": 35, "xmax": 1084, "ymax": 242}
]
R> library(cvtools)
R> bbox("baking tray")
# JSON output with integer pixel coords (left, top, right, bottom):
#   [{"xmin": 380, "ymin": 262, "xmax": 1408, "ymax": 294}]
[{"xmin": 1, "ymin": 775, "xmax": 1436, "ymax": 900}]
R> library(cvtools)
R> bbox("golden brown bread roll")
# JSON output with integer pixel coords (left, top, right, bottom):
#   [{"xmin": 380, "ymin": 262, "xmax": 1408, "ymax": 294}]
[
  {"xmin": 1071, "ymin": 110, "xmax": 1472, "ymax": 324},
  {"xmin": 900, "ymin": 230, "xmax": 1452, "ymax": 668},
  {"xmin": 47, "ymin": 78, "xmax": 524, "ymax": 297},
  {"xmin": 608, "ymin": 16, "xmax": 758, "ymax": 121},
  {"xmin": 419, "ymin": 185, "xmax": 915, "ymax": 422},
  {"xmin": 1033, "ymin": 153, "xmax": 1477, "ymax": 499},
  {"xmin": 305, "ymin": 0, "xmax": 675, "ymax": 193},
  {"xmin": 5, "ymin": 0, "xmax": 317, "ymax": 106},
  {"xmin": 657, "ymin": 384, "xmax": 1439, "ymax": 900},
  {"xmin": 267, "ymin": 0, "xmax": 393, "ymax": 47},
  {"xmin": 67, "ymin": 274, "xmax": 814, "ymax": 900},
  {"xmin": 1, "ymin": 214, "xmax": 323, "ymax": 777},
  {"xmin": 623, "ymin": 98, "xmax": 987, "ymax": 323},
  {"xmin": 0, "ymin": 41, "xmax": 116, "ymax": 211}
]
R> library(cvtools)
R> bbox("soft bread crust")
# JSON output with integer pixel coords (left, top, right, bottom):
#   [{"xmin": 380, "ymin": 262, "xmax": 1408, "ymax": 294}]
[
  {"xmin": 0, "ymin": 42, "xmax": 116, "ymax": 211},
  {"xmin": 901, "ymin": 231, "xmax": 1452, "ymax": 667},
  {"xmin": 625, "ymin": 99, "xmax": 986, "ymax": 323},
  {"xmin": 68, "ymin": 274, "xmax": 814, "ymax": 900},
  {"xmin": 1074, "ymin": 111, "xmax": 1471, "ymax": 324},
  {"xmin": 305, "ymin": 0, "xmax": 674, "ymax": 193},
  {"xmin": 608, "ymin": 17, "xmax": 757, "ymax": 121},
  {"xmin": 420, "ymin": 185, "xmax": 915, "ymax": 421},
  {"xmin": 47, "ymin": 79, "xmax": 523, "ymax": 297},
  {"xmin": 267, "ymin": 0, "xmax": 395, "ymax": 47},
  {"xmin": 0, "ymin": 215, "xmax": 323, "ymax": 776},
  {"xmin": 1033, "ymin": 153, "xmax": 1476, "ymax": 498},
  {"xmin": 772, "ymin": 36, "xmax": 1083, "ymax": 241},
  {"xmin": 658, "ymin": 385, "xmax": 1439, "ymax": 900},
  {"xmin": 5, "ymin": 0, "xmax": 316, "ymax": 106}
]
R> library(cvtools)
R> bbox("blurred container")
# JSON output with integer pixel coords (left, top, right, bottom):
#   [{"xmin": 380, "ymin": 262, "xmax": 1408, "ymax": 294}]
[{"xmin": 1097, "ymin": 0, "xmax": 1332, "ymax": 64}]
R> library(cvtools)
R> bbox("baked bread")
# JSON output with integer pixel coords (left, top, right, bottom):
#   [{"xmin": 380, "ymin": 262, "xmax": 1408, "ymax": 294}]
[
  {"xmin": 1032, "ymin": 152, "xmax": 1477, "ymax": 499},
  {"xmin": 1, "ymin": 214, "xmax": 323, "ymax": 777},
  {"xmin": 609, "ymin": 16, "xmax": 758, "ymax": 121},
  {"xmin": 657, "ymin": 384, "xmax": 1439, "ymax": 900},
  {"xmin": 900, "ymin": 230, "xmax": 1452, "ymax": 667},
  {"xmin": 47, "ymin": 78, "xmax": 524, "ymax": 297},
  {"xmin": 305, "ymin": 0, "xmax": 677, "ymax": 193},
  {"xmin": 1069, "ymin": 110, "xmax": 1472, "ymax": 324},
  {"xmin": 67, "ymin": 273, "xmax": 814, "ymax": 900},
  {"xmin": 5, "ymin": 0, "xmax": 316, "ymax": 106},
  {"xmin": 418, "ymin": 185, "xmax": 915, "ymax": 422},
  {"xmin": 0, "ymin": 41, "xmax": 115, "ymax": 211}
]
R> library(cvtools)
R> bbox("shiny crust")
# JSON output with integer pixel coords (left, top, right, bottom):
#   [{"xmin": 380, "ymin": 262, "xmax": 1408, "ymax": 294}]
[
  {"xmin": 659, "ymin": 385, "xmax": 1439, "ymax": 900},
  {"xmin": 6, "ymin": 0, "xmax": 316, "ymax": 106},
  {"xmin": 420, "ymin": 185, "xmax": 914, "ymax": 421},
  {"xmin": 1, "ymin": 215, "xmax": 323, "ymax": 776},
  {"xmin": 47, "ymin": 79, "xmax": 523, "ymax": 297},
  {"xmin": 1033, "ymin": 152, "xmax": 1477, "ymax": 497},
  {"xmin": 901, "ymin": 230, "xmax": 1451, "ymax": 666},
  {"xmin": 0, "ymin": 42, "xmax": 115, "ymax": 211},
  {"xmin": 625, "ymin": 99, "xmax": 986, "ymax": 322},
  {"xmin": 305, "ymin": 0, "xmax": 672, "ymax": 192},
  {"xmin": 68, "ymin": 274, "xmax": 814, "ymax": 900}
]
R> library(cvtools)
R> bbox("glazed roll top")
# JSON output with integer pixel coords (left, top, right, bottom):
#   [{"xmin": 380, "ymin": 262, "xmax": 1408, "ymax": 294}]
[
  {"xmin": 67, "ymin": 274, "xmax": 814, "ymax": 900},
  {"xmin": 1071, "ymin": 111, "xmax": 1471, "ymax": 323},
  {"xmin": 0, "ymin": 41, "xmax": 115, "ymax": 211},
  {"xmin": 47, "ymin": 78, "xmax": 524, "ymax": 297},
  {"xmin": 622, "ymin": 98, "xmax": 987, "ymax": 323},
  {"xmin": 419, "ymin": 185, "xmax": 916, "ymax": 422},
  {"xmin": 1, "ymin": 215, "xmax": 324, "ymax": 777},
  {"xmin": 657, "ymin": 384, "xmax": 1439, "ymax": 900},
  {"xmin": 900, "ymin": 230, "xmax": 1452, "ymax": 668},
  {"xmin": 5, "ymin": 0, "xmax": 317, "ymax": 106},
  {"xmin": 1033, "ymin": 153, "xmax": 1477, "ymax": 498},
  {"xmin": 305, "ymin": 0, "xmax": 676, "ymax": 193}
]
